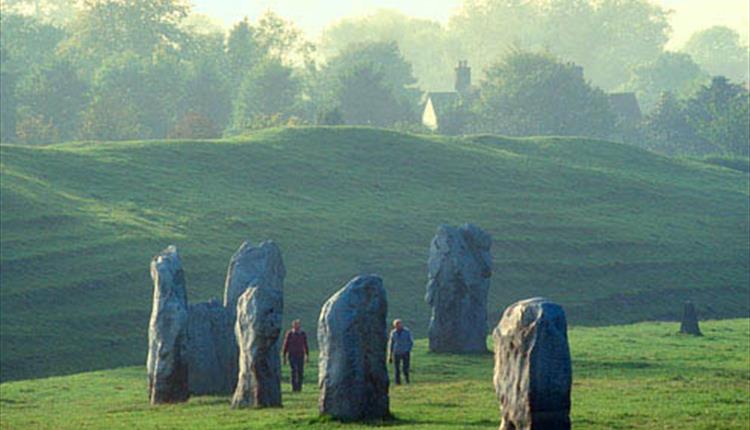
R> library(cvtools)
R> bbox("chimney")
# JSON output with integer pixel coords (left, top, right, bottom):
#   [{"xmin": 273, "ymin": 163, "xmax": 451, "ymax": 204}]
[{"xmin": 455, "ymin": 60, "xmax": 471, "ymax": 96}]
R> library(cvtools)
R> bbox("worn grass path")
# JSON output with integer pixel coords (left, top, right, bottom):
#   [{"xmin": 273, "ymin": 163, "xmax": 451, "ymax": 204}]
[{"xmin": 1, "ymin": 319, "xmax": 747, "ymax": 429}]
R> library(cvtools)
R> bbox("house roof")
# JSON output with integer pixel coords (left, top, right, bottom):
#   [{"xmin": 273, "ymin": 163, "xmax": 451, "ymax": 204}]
[
  {"xmin": 424, "ymin": 92, "xmax": 460, "ymax": 118},
  {"xmin": 608, "ymin": 92, "xmax": 642, "ymax": 122}
]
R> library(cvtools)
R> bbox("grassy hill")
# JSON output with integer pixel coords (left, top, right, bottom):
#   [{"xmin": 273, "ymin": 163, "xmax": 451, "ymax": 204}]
[
  {"xmin": 1, "ymin": 319, "xmax": 747, "ymax": 429},
  {"xmin": 1, "ymin": 127, "xmax": 748, "ymax": 382}
]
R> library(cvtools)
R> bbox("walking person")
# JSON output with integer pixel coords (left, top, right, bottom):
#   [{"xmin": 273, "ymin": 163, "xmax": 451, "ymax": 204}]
[
  {"xmin": 282, "ymin": 319, "xmax": 309, "ymax": 392},
  {"xmin": 388, "ymin": 319, "xmax": 413, "ymax": 385}
]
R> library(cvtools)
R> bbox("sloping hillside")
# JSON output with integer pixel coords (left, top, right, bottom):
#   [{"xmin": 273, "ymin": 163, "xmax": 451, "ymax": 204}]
[{"xmin": 1, "ymin": 127, "xmax": 747, "ymax": 381}]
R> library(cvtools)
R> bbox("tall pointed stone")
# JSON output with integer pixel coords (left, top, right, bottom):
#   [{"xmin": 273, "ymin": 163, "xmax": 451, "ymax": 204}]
[
  {"xmin": 223, "ymin": 240, "xmax": 286, "ymax": 321},
  {"xmin": 223, "ymin": 240, "xmax": 286, "ymax": 390},
  {"xmin": 318, "ymin": 275, "xmax": 390, "ymax": 421},
  {"xmin": 231, "ymin": 286, "xmax": 284, "ymax": 408},
  {"xmin": 426, "ymin": 224, "xmax": 492, "ymax": 353},
  {"xmin": 493, "ymin": 298, "xmax": 572, "ymax": 430},
  {"xmin": 147, "ymin": 246, "xmax": 189, "ymax": 404}
]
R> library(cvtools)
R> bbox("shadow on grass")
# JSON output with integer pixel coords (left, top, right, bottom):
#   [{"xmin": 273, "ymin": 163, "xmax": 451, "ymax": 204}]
[{"xmin": 308, "ymin": 413, "xmax": 496, "ymax": 427}]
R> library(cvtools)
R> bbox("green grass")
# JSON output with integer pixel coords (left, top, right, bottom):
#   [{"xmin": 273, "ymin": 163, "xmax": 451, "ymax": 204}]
[
  {"xmin": 693, "ymin": 155, "xmax": 750, "ymax": 174},
  {"xmin": 1, "ymin": 319, "xmax": 747, "ymax": 429},
  {"xmin": 1, "ymin": 127, "xmax": 748, "ymax": 381}
]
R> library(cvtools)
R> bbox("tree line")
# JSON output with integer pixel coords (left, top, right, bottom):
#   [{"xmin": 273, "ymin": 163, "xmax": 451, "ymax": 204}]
[{"xmin": 0, "ymin": 0, "xmax": 748, "ymax": 156}]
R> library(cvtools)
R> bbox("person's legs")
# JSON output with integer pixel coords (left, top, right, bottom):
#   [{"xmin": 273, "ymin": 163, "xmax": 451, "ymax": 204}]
[
  {"xmin": 289, "ymin": 355, "xmax": 302, "ymax": 391},
  {"xmin": 394, "ymin": 353, "xmax": 402, "ymax": 385},
  {"xmin": 296, "ymin": 357, "xmax": 305, "ymax": 391},
  {"xmin": 402, "ymin": 352, "xmax": 411, "ymax": 384}
]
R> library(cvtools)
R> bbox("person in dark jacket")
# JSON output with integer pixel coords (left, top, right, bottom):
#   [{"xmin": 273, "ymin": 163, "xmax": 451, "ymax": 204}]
[
  {"xmin": 388, "ymin": 319, "xmax": 414, "ymax": 385},
  {"xmin": 282, "ymin": 319, "xmax": 309, "ymax": 392}
]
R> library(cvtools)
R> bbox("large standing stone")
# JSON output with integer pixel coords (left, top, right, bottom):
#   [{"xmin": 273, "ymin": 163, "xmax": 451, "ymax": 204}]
[
  {"xmin": 425, "ymin": 224, "xmax": 493, "ymax": 353},
  {"xmin": 679, "ymin": 301, "xmax": 702, "ymax": 336},
  {"xmin": 223, "ymin": 240, "xmax": 286, "ymax": 390},
  {"xmin": 493, "ymin": 298, "xmax": 571, "ymax": 430},
  {"xmin": 147, "ymin": 246, "xmax": 189, "ymax": 404},
  {"xmin": 186, "ymin": 299, "xmax": 234, "ymax": 395},
  {"xmin": 318, "ymin": 275, "xmax": 390, "ymax": 421},
  {"xmin": 223, "ymin": 240, "xmax": 286, "ymax": 320},
  {"xmin": 231, "ymin": 286, "xmax": 284, "ymax": 408}
]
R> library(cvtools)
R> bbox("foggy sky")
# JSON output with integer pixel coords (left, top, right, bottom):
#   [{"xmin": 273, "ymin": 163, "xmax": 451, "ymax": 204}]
[{"xmin": 191, "ymin": 0, "xmax": 750, "ymax": 48}]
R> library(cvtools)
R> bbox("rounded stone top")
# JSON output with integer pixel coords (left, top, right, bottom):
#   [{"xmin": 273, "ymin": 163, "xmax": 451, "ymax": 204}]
[{"xmin": 499, "ymin": 297, "xmax": 566, "ymax": 336}]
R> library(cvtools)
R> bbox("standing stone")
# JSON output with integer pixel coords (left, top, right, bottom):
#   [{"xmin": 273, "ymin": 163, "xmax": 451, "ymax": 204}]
[
  {"xmin": 223, "ymin": 240, "xmax": 286, "ymax": 320},
  {"xmin": 223, "ymin": 240, "xmax": 286, "ymax": 391},
  {"xmin": 318, "ymin": 275, "xmax": 390, "ymax": 421},
  {"xmin": 231, "ymin": 286, "xmax": 284, "ymax": 408},
  {"xmin": 186, "ymin": 299, "xmax": 234, "ymax": 395},
  {"xmin": 493, "ymin": 298, "xmax": 572, "ymax": 430},
  {"xmin": 147, "ymin": 246, "xmax": 189, "ymax": 404},
  {"xmin": 680, "ymin": 301, "xmax": 702, "ymax": 336},
  {"xmin": 426, "ymin": 224, "xmax": 493, "ymax": 353}
]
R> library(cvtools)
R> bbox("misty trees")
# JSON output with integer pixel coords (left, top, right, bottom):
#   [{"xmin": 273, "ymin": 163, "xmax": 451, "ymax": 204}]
[
  {"xmin": 474, "ymin": 51, "xmax": 614, "ymax": 138},
  {"xmin": 319, "ymin": 41, "xmax": 421, "ymax": 127},
  {"xmin": 231, "ymin": 59, "xmax": 300, "ymax": 131},
  {"xmin": 60, "ymin": 0, "xmax": 190, "ymax": 70},
  {"xmin": 80, "ymin": 52, "xmax": 184, "ymax": 140},
  {"xmin": 15, "ymin": 58, "xmax": 87, "ymax": 142},
  {"xmin": 226, "ymin": 19, "xmax": 260, "ymax": 88},
  {"xmin": 448, "ymin": 0, "xmax": 670, "ymax": 90},
  {"xmin": 685, "ymin": 77, "xmax": 750, "ymax": 156},
  {"xmin": 641, "ymin": 93, "xmax": 701, "ymax": 155},
  {"xmin": 321, "ymin": 9, "xmax": 455, "ymax": 90},
  {"xmin": 683, "ymin": 26, "xmax": 750, "ymax": 84},
  {"xmin": 624, "ymin": 52, "xmax": 708, "ymax": 113},
  {"xmin": 642, "ymin": 78, "xmax": 750, "ymax": 156}
]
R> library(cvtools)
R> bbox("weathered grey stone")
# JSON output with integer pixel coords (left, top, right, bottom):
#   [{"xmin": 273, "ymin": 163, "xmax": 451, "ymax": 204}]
[
  {"xmin": 231, "ymin": 286, "xmax": 284, "ymax": 408},
  {"xmin": 223, "ymin": 240, "xmax": 286, "ymax": 390},
  {"xmin": 223, "ymin": 240, "xmax": 286, "ymax": 319},
  {"xmin": 186, "ymin": 299, "xmax": 234, "ymax": 395},
  {"xmin": 147, "ymin": 246, "xmax": 189, "ymax": 404},
  {"xmin": 426, "ymin": 223, "xmax": 492, "ymax": 353},
  {"xmin": 680, "ymin": 301, "xmax": 702, "ymax": 336},
  {"xmin": 318, "ymin": 275, "xmax": 390, "ymax": 421},
  {"xmin": 493, "ymin": 298, "xmax": 571, "ymax": 430}
]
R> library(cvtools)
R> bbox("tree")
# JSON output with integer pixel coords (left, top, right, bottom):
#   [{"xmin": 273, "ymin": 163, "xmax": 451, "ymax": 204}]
[
  {"xmin": 327, "ymin": 62, "xmax": 402, "ymax": 127},
  {"xmin": 448, "ymin": 0, "xmax": 671, "ymax": 90},
  {"xmin": 316, "ymin": 106, "xmax": 343, "ymax": 126},
  {"xmin": 641, "ymin": 92, "xmax": 704, "ymax": 155},
  {"xmin": 321, "ymin": 41, "xmax": 421, "ymax": 124},
  {"xmin": 321, "ymin": 9, "xmax": 454, "ymax": 91},
  {"xmin": 60, "ymin": 0, "xmax": 190, "ymax": 69},
  {"xmin": 15, "ymin": 58, "xmax": 88, "ymax": 140},
  {"xmin": 0, "ymin": 14, "xmax": 65, "ymax": 141},
  {"xmin": 685, "ymin": 77, "xmax": 750, "ymax": 156},
  {"xmin": 474, "ymin": 51, "xmax": 615, "ymax": 138},
  {"xmin": 624, "ymin": 52, "xmax": 709, "ymax": 113},
  {"xmin": 226, "ymin": 18, "xmax": 260, "ymax": 87},
  {"xmin": 683, "ymin": 26, "xmax": 750, "ymax": 84},
  {"xmin": 80, "ymin": 51, "xmax": 185, "ymax": 140},
  {"xmin": 0, "ymin": 13, "xmax": 65, "ymax": 73},
  {"xmin": 180, "ymin": 61, "xmax": 231, "ymax": 134},
  {"xmin": 0, "ymin": 0, "xmax": 78, "ymax": 24},
  {"xmin": 230, "ymin": 58, "xmax": 300, "ymax": 132},
  {"xmin": 0, "ymin": 48, "xmax": 17, "ymax": 141},
  {"xmin": 448, "ymin": 0, "xmax": 540, "ymax": 83},
  {"xmin": 254, "ymin": 11, "xmax": 315, "ymax": 68}
]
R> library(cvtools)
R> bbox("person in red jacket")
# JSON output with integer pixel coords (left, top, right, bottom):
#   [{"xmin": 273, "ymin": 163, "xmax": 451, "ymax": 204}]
[{"xmin": 282, "ymin": 319, "xmax": 309, "ymax": 392}]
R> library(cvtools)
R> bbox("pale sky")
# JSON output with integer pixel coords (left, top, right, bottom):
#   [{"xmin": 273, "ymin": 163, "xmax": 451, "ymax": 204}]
[{"xmin": 191, "ymin": 0, "xmax": 749, "ymax": 48}]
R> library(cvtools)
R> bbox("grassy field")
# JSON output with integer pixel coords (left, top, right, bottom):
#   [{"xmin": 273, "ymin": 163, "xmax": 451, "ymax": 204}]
[
  {"xmin": 0, "ymin": 319, "xmax": 747, "ymax": 429},
  {"xmin": 1, "ymin": 127, "xmax": 748, "ymax": 381}
]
